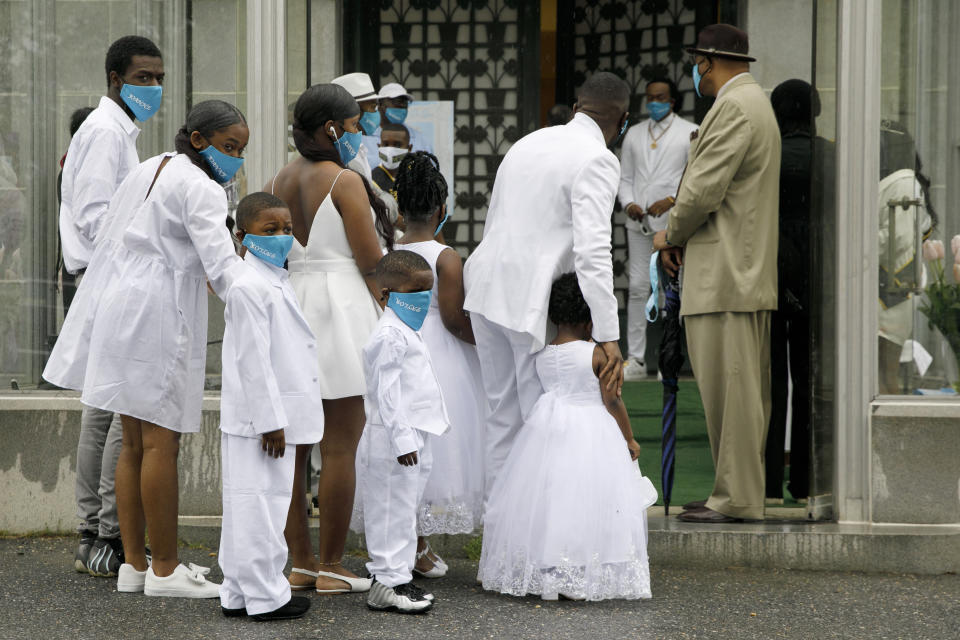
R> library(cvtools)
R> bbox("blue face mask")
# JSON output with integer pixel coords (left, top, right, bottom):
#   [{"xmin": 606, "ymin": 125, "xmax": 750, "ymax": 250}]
[
  {"xmin": 120, "ymin": 84, "xmax": 163, "ymax": 121},
  {"xmin": 199, "ymin": 145, "xmax": 244, "ymax": 183},
  {"xmin": 332, "ymin": 126, "xmax": 362, "ymax": 165},
  {"xmin": 434, "ymin": 209, "xmax": 451, "ymax": 237},
  {"xmin": 360, "ymin": 110, "xmax": 381, "ymax": 135},
  {"xmin": 242, "ymin": 233, "xmax": 294, "ymax": 268},
  {"xmin": 692, "ymin": 62, "xmax": 704, "ymax": 98},
  {"xmin": 387, "ymin": 290, "xmax": 432, "ymax": 331},
  {"xmin": 384, "ymin": 107, "xmax": 408, "ymax": 124},
  {"xmin": 646, "ymin": 101, "xmax": 672, "ymax": 122}
]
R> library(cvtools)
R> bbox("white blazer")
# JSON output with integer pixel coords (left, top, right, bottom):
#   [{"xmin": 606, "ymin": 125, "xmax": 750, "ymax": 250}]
[
  {"xmin": 463, "ymin": 113, "xmax": 621, "ymax": 349},
  {"xmin": 220, "ymin": 253, "xmax": 325, "ymax": 444},
  {"xmin": 363, "ymin": 307, "xmax": 450, "ymax": 457},
  {"xmin": 618, "ymin": 113, "xmax": 698, "ymax": 233}
]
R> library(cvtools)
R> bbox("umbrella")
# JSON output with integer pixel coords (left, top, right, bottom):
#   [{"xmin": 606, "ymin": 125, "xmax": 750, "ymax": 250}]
[{"xmin": 656, "ymin": 255, "xmax": 684, "ymax": 515}]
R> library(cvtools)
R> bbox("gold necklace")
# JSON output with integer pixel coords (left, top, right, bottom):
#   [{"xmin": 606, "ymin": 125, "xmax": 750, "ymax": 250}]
[{"xmin": 648, "ymin": 115, "xmax": 674, "ymax": 149}]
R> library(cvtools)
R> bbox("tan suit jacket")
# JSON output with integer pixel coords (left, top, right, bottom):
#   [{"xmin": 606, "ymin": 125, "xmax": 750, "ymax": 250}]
[{"xmin": 666, "ymin": 73, "xmax": 781, "ymax": 317}]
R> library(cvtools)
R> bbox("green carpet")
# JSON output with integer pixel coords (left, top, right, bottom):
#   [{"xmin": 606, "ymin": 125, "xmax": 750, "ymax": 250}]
[{"xmin": 622, "ymin": 380, "xmax": 715, "ymax": 510}]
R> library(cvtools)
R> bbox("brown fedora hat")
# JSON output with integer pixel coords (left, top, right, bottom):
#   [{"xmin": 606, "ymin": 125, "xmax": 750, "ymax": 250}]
[{"xmin": 686, "ymin": 23, "xmax": 756, "ymax": 62}]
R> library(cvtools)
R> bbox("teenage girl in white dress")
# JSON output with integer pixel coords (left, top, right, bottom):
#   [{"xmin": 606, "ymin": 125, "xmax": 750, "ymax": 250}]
[
  {"xmin": 44, "ymin": 100, "xmax": 249, "ymax": 598},
  {"xmin": 268, "ymin": 84, "xmax": 394, "ymax": 595},
  {"xmin": 394, "ymin": 152, "xmax": 486, "ymax": 577},
  {"xmin": 478, "ymin": 273, "xmax": 657, "ymax": 601}
]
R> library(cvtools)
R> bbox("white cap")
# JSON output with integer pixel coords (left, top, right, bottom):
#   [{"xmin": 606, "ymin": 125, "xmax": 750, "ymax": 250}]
[
  {"xmin": 331, "ymin": 72, "xmax": 379, "ymax": 101},
  {"xmin": 378, "ymin": 82, "xmax": 414, "ymax": 101}
]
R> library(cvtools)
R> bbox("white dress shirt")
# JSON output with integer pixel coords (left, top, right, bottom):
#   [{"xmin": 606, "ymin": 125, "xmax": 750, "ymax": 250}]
[
  {"xmin": 463, "ymin": 112, "xmax": 621, "ymax": 348},
  {"xmin": 363, "ymin": 307, "xmax": 450, "ymax": 457},
  {"xmin": 618, "ymin": 113, "xmax": 698, "ymax": 233},
  {"xmin": 59, "ymin": 96, "xmax": 140, "ymax": 273},
  {"xmin": 220, "ymin": 252, "xmax": 325, "ymax": 444}
]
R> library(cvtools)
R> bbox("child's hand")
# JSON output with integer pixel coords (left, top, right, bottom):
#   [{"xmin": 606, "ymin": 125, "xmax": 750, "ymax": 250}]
[
  {"xmin": 627, "ymin": 438, "xmax": 641, "ymax": 461},
  {"xmin": 261, "ymin": 429, "xmax": 286, "ymax": 458},
  {"xmin": 397, "ymin": 451, "xmax": 419, "ymax": 466}
]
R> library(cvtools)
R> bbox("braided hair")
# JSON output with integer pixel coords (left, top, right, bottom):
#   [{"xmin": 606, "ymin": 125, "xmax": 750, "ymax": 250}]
[
  {"xmin": 173, "ymin": 100, "xmax": 247, "ymax": 181},
  {"xmin": 394, "ymin": 151, "xmax": 448, "ymax": 224},
  {"xmin": 548, "ymin": 273, "xmax": 592, "ymax": 326},
  {"xmin": 291, "ymin": 84, "xmax": 394, "ymax": 249}
]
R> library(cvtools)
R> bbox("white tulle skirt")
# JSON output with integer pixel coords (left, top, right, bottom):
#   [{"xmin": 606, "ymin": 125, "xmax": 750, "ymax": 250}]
[{"xmin": 477, "ymin": 390, "xmax": 657, "ymax": 601}]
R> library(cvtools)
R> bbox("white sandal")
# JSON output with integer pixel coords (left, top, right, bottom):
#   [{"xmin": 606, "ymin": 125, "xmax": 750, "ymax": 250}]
[
  {"xmin": 315, "ymin": 569, "xmax": 372, "ymax": 594},
  {"xmin": 288, "ymin": 567, "xmax": 320, "ymax": 591},
  {"xmin": 412, "ymin": 546, "xmax": 448, "ymax": 579}
]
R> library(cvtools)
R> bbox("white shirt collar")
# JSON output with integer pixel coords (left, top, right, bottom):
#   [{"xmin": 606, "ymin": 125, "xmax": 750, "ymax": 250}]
[
  {"xmin": 570, "ymin": 112, "xmax": 606, "ymax": 146},
  {"xmin": 647, "ymin": 111, "xmax": 675, "ymax": 133},
  {"xmin": 98, "ymin": 95, "xmax": 140, "ymax": 139},
  {"xmin": 716, "ymin": 72, "xmax": 751, "ymax": 100}
]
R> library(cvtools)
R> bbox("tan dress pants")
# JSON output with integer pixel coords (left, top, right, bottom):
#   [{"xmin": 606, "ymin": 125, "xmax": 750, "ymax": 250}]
[{"xmin": 684, "ymin": 310, "xmax": 772, "ymax": 520}]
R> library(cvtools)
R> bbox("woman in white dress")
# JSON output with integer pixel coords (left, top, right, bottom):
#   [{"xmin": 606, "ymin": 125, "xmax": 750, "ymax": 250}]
[
  {"xmin": 268, "ymin": 84, "xmax": 394, "ymax": 594},
  {"xmin": 478, "ymin": 273, "xmax": 657, "ymax": 601},
  {"xmin": 393, "ymin": 152, "xmax": 486, "ymax": 576},
  {"xmin": 43, "ymin": 100, "xmax": 248, "ymax": 597}
]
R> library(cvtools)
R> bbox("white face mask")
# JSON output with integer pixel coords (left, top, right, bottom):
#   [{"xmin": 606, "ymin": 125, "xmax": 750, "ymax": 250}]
[{"xmin": 379, "ymin": 146, "xmax": 408, "ymax": 171}]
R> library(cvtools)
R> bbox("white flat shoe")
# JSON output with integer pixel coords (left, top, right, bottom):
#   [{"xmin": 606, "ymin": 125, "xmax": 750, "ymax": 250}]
[
  {"xmin": 144, "ymin": 563, "xmax": 220, "ymax": 599},
  {"xmin": 117, "ymin": 563, "xmax": 146, "ymax": 593},
  {"xmin": 315, "ymin": 569, "xmax": 371, "ymax": 594},
  {"xmin": 289, "ymin": 567, "xmax": 320, "ymax": 591},
  {"xmin": 412, "ymin": 547, "xmax": 448, "ymax": 579}
]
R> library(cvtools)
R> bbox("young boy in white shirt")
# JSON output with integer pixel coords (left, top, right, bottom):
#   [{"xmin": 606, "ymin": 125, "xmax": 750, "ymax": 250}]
[
  {"xmin": 218, "ymin": 192, "xmax": 324, "ymax": 621},
  {"xmin": 361, "ymin": 250, "xmax": 450, "ymax": 614}
]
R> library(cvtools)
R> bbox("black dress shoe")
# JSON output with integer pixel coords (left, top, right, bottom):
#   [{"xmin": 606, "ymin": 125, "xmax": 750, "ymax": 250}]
[
  {"xmin": 221, "ymin": 606, "xmax": 247, "ymax": 617},
  {"xmin": 682, "ymin": 499, "xmax": 708, "ymax": 511},
  {"xmin": 251, "ymin": 596, "xmax": 310, "ymax": 621},
  {"xmin": 677, "ymin": 507, "xmax": 740, "ymax": 523}
]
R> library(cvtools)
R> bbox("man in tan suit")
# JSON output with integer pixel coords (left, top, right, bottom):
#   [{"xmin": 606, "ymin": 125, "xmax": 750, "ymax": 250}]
[{"xmin": 654, "ymin": 24, "xmax": 780, "ymax": 523}]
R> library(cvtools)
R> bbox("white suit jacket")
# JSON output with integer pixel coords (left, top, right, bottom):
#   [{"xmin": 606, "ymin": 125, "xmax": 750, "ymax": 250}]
[
  {"xmin": 59, "ymin": 96, "xmax": 140, "ymax": 273},
  {"xmin": 618, "ymin": 113, "xmax": 697, "ymax": 233},
  {"xmin": 220, "ymin": 253, "xmax": 325, "ymax": 445},
  {"xmin": 363, "ymin": 307, "xmax": 450, "ymax": 457},
  {"xmin": 463, "ymin": 112, "xmax": 621, "ymax": 349}
]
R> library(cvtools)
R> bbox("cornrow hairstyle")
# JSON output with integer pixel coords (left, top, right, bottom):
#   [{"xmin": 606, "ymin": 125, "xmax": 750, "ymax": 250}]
[
  {"xmin": 292, "ymin": 84, "xmax": 395, "ymax": 250},
  {"xmin": 394, "ymin": 151, "xmax": 448, "ymax": 224},
  {"xmin": 548, "ymin": 272, "xmax": 592, "ymax": 326},
  {"xmin": 104, "ymin": 35, "xmax": 162, "ymax": 86},
  {"xmin": 236, "ymin": 192, "xmax": 288, "ymax": 232},
  {"xmin": 375, "ymin": 249, "xmax": 431, "ymax": 288},
  {"xmin": 174, "ymin": 100, "xmax": 247, "ymax": 182}
]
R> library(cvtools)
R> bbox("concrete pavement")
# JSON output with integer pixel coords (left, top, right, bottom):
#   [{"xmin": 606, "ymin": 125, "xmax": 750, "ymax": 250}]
[{"xmin": 1, "ymin": 536, "xmax": 958, "ymax": 639}]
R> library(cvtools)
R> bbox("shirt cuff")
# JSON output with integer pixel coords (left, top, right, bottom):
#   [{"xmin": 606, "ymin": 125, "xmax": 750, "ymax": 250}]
[{"xmin": 390, "ymin": 426, "xmax": 419, "ymax": 458}]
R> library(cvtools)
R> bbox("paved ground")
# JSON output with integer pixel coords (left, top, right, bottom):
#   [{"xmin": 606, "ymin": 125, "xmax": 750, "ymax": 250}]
[{"xmin": 1, "ymin": 536, "xmax": 958, "ymax": 640}]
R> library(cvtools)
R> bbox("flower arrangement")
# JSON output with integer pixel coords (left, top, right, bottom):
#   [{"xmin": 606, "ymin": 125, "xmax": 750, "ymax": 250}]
[{"xmin": 920, "ymin": 237, "xmax": 960, "ymax": 359}]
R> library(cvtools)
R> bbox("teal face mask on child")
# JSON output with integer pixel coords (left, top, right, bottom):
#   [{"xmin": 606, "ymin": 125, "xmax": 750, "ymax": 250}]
[
  {"xmin": 242, "ymin": 234, "xmax": 294, "ymax": 268},
  {"xmin": 387, "ymin": 291, "xmax": 432, "ymax": 331}
]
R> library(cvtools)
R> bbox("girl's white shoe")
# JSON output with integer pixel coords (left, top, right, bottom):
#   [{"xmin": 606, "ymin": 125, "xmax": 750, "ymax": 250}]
[
  {"xmin": 143, "ymin": 563, "xmax": 220, "ymax": 598},
  {"xmin": 412, "ymin": 546, "xmax": 448, "ymax": 579},
  {"xmin": 117, "ymin": 563, "xmax": 146, "ymax": 593}
]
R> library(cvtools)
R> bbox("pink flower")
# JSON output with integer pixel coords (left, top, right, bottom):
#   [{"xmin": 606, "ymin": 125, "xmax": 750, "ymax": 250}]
[
  {"xmin": 954, "ymin": 263, "xmax": 960, "ymax": 283},
  {"xmin": 952, "ymin": 235, "xmax": 960, "ymax": 263},
  {"xmin": 923, "ymin": 239, "xmax": 941, "ymax": 262},
  {"xmin": 935, "ymin": 240, "xmax": 946, "ymax": 260}
]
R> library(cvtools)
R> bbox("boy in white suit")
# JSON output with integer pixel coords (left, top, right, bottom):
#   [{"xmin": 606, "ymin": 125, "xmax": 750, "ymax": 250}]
[
  {"xmin": 218, "ymin": 192, "xmax": 324, "ymax": 621},
  {"xmin": 361, "ymin": 250, "xmax": 450, "ymax": 614}
]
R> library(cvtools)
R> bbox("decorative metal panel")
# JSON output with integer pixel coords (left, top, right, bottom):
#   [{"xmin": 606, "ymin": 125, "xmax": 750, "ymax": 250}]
[
  {"xmin": 377, "ymin": 0, "xmax": 536, "ymax": 256},
  {"xmin": 571, "ymin": 0, "xmax": 702, "ymax": 306}
]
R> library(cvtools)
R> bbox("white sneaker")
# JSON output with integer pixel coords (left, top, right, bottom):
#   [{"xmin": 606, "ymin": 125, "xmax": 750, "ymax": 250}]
[
  {"xmin": 144, "ymin": 563, "xmax": 220, "ymax": 598},
  {"xmin": 623, "ymin": 358, "xmax": 647, "ymax": 381},
  {"xmin": 117, "ymin": 563, "xmax": 146, "ymax": 593},
  {"xmin": 367, "ymin": 578, "xmax": 433, "ymax": 613}
]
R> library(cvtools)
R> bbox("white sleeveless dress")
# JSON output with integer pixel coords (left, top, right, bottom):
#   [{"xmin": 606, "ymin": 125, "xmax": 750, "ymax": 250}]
[
  {"xmin": 403, "ymin": 240, "xmax": 487, "ymax": 535},
  {"xmin": 477, "ymin": 340, "xmax": 657, "ymax": 601},
  {"xmin": 285, "ymin": 169, "xmax": 381, "ymax": 399}
]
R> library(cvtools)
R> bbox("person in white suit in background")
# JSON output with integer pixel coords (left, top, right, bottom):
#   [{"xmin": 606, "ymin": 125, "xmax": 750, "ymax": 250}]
[
  {"xmin": 217, "ymin": 192, "xmax": 324, "ymax": 621},
  {"xmin": 463, "ymin": 71, "xmax": 630, "ymax": 501},
  {"xmin": 617, "ymin": 77, "xmax": 697, "ymax": 380}
]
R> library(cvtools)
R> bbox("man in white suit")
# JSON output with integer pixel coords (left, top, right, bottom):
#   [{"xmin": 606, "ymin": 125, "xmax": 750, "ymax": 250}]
[{"xmin": 464, "ymin": 72, "xmax": 630, "ymax": 501}]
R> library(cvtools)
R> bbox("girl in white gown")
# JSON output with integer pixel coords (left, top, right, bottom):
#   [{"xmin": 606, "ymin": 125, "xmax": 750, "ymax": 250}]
[
  {"xmin": 395, "ymin": 152, "xmax": 487, "ymax": 576},
  {"xmin": 478, "ymin": 273, "xmax": 657, "ymax": 601}
]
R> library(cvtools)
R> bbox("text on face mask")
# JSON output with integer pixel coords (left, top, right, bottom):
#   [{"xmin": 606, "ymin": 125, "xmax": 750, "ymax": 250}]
[{"xmin": 393, "ymin": 298, "xmax": 423, "ymax": 313}]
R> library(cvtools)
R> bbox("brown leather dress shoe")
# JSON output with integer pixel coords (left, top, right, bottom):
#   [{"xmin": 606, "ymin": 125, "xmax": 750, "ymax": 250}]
[
  {"xmin": 677, "ymin": 507, "xmax": 740, "ymax": 523},
  {"xmin": 682, "ymin": 499, "xmax": 708, "ymax": 511}
]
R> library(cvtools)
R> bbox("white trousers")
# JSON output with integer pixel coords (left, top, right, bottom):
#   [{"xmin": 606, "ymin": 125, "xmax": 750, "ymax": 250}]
[
  {"xmin": 360, "ymin": 425, "xmax": 433, "ymax": 588},
  {"xmin": 218, "ymin": 433, "xmax": 295, "ymax": 615},
  {"xmin": 471, "ymin": 314, "xmax": 544, "ymax": 505},
  {"xmin": 627, "ymin": 228, "xmax": 655, "ymax": 363}
]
